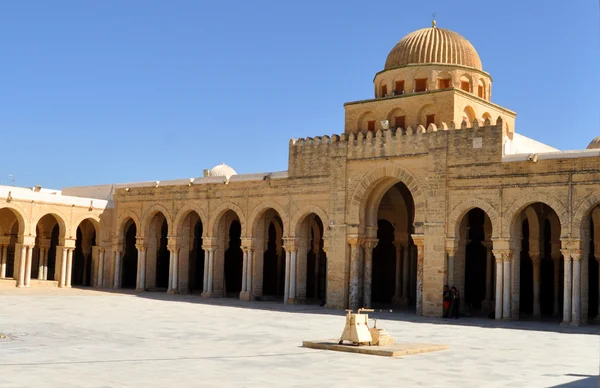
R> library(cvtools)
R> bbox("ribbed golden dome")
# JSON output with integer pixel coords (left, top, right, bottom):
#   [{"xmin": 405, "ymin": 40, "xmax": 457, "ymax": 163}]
[
  {"xmin": 384, "ymin": 25, "xmax": 482, "ymax": 71},
  {"xmin": 587, "ymin": 136, "xmax": 600, "ymax": 150}
]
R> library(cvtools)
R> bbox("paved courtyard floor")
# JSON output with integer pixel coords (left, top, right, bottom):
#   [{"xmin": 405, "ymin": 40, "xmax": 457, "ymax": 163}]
[{"xmin": 1, "ymin": 288, "xmax": 599, "ymax": 388}]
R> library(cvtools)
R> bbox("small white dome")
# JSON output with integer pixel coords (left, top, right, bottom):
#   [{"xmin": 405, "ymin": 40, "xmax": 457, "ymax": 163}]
[
  {"xmin": 208, "ymin": 163, "xmax": 237, "ymax": 179},
  {"xmin": 587, "ymin": 136, "xmax": 600, "ymax": 150}
]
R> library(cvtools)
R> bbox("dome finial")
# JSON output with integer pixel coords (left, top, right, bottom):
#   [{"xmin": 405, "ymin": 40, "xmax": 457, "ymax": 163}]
[{"xmin": 432, "ymin": 12, "xmax": 437, "ymax": 28}]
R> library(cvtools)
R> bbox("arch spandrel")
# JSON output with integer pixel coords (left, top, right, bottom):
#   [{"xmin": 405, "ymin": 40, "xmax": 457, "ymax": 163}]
[
  {"xmin": 448, "ymin": 198, "xmax": 500, "ymax": 239},
  {"xmin": 207, "ymin": 202, "xmax": 246, "ymax": 237},
  {"xmin": 572, "ymin": 190, "xmax": 600, "ymax": 239},
  {"xmin": 140, "ymin": 204, "xmax": 173, "ymax": 237},
  {"xmin": 172, "ymin": 204, "xmax": 208, "ymax": 237},
  {"xmin": 31, "ymin": 211, "xmax": 69, "ymax": 241},
  {"xmin": 502, "ymin": 192, "xmax": 570, "ymax": 238},
  {"xmin": 116, "ymin": 210, "xmax": 141, "ymax": 241},
  {"xmin": 70, "ymin": 215, "xmax": 101, "ymax": 240},
  {"xmin": 348, "ymin": 164, "xmax": 425, "ymax": 234},
  {"xmin": 0, "ymin": 204, "xmax": 27, "ymax": 237},
  {"xmin": 290, "ymin": 204, "xmax": 329, "ymax": 238},
  {"xmin": 248, "ymin": 201, "xmax": 288, "ymax": 237}
]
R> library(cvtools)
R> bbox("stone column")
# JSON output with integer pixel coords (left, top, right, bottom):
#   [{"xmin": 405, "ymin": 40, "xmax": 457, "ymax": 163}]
[
  {"xmin": 202, "ymin": 248, "xmax": 209, "ymax": 293},
  {"xmin": 571, "ymin": 250, "xmax": 582, "ymax": 326},
  {"xmin": 289, "ymin": 248, "xmax": 297, "ymax": 303},
  {"xmin": 42, "ymin": 247, "xmax": 50, "ymax": 280},
  {"xmin": 59, "ymin": 247, "xmax": 68, "ymax": 288},
  {"xmin": 502, "ymin": 252, "xmax": 512, "ymax": 320},
  {"xmin": 284, "ymin": 250, "xmax": 291, "ymax": 303},
  {"xmin": 493, "ymin": 251, "xmax": 503, "ymax": 320},
  {"xmin": 38, "ymin": 247, "xmax": 45, "ymax": 280},
  {"xmin": 97, "ymin": 249, "xmax": 105, "ymax": 288},
  {"xmin": 412, "ymin": 235, "xmax": 424, "ymax": 316},
  {"xmin": 65, "ymin": 248, "xmax": 74, "ymax": 287},
  {"xmin": 561, "ymin": 249, "xmax": 572, "ymax": 325},
  {"xmin": 531, "ymin": 254, "xmax": 541, "ymax": 318},
  {"xmin": 168, "ymin": 247, "xmax": 179, "ymax": 294},
  {"xmin": 135, "ymin": 243, "xmax": 147, "ymax": 291},
  {"xmin": 363, "ymin": 239, "xmax": 377, "ymax": 308},
  {"xmin": 246, "ymin": 249, "xmax": 253, "ymax": 296},
  {"xmin": 348, "ymin": 236, "xmax": 361, "ymax": 311},
  {"xmin": 0, "ymin": 244, "xmax": 6, "ymax": 278},
  {"xmin": 482, "ymin": 242, "xmax": 493, "ymax": 309},
  {"xmin": 201, "ymin": 248, "xmax": 215, "ymax": 298},
  {"xmin": 551, "ymin": 254, "xmax": 560, "ymax": 316},
  {"xmin": 16, "ymin": 244, "xmax": 26, "ymax": 287},
  {"xmin": 24, "ymin": 245, "xmax": 33, "ymax": 287},
  {"xmin": 241, "ymin": 249, "xmax": 248, "ymax": 294},
  {"xmin": 113, "ymin": 249, "xmax": 122, "ymax": 289},
  {"xmin": 401, "ymin": 243, "xmax": 410, "ymax": 304}
]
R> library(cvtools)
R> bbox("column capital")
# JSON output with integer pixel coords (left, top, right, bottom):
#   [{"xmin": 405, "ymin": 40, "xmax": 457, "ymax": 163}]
[
  {"xmin": 571, "ymin": 249, "xmax": 584, "ymax": 262},
  {"xmin": 241, "ymin": 237, "xmax": 256, "ymax": 251},
  {"xmin": 561, "ymin": 238, "xmax": 584, "ymax": 251},
  {"xmin": 594, "ymin": 253, "xmax": 600, "ymax": 263},
  {"xmin": 167, "ymin": 236, "xmax": 180, "ymax": 251},
  {"xmin": 283, "ymin": 237, "xmax": 298, "ymax": 252},
  {"xmin": 530, "ymin": 254, "xmax": 541, "ymax": 265},
  {"xmin": 135, "ymin": 243, "xmax": 148, "ymax": 252},
  {"xmin": 363, "ymin": 238, "xmax": 378, "ymax": 250},
  {"xmin": 560, "ymin": 249, "xmax": 572, "ymax": 260},
  {"xmin": 482, "ymin": 240, "xmax": 493, "ymax": 249},
  {"xmin": 411, "ymin": 234, "xmax": 424, "ymax": 248},
  {"xmin": 347, "ymin": 235, "xmax": 362, "ymax": 247},
  {"xmin": 492, "ymin": 249, "xmax": 512, "ymax": 263}
]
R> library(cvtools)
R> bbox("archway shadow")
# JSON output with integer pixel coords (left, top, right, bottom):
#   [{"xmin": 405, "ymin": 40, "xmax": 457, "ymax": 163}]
[
  {"xmin": 548, "ymin": 375, "xmax": 599, "ymax": 387},
  {"xmin": 73, "ymin": 287, "xmax": 600, "ymax": 336}
]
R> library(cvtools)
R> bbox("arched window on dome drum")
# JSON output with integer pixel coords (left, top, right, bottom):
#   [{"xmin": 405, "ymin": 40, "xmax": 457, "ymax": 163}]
[
  {"xmin": 438, "ymin": 78, "xmax": 451, "ymax": 89},
  {"xmin": 394, "ymin": 80, "xmax": 405, "ymax": 95},
  {"xmin": 461, "ymin": 81, "xmax": 470, "ymax": 92},
  {"xmin": 381, "ymin": 85, "xmax": 388, "ymax": 97},
  {"xmin": 414, "ymin": 78, "xmax": 427, "ymax": 92},
  {"xmin": 478, "ymin": 80, "xmax": 485, "ymax": 98}
]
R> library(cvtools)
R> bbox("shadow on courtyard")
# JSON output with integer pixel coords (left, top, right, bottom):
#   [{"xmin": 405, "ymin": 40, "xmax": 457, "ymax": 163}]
[
  {"xmin": 549, "ymin": 374, "xmax": 599, "ymax": 387},
  {"xmin": 74, "ymin": 287, "xmax": 600, "ymax": 336}
]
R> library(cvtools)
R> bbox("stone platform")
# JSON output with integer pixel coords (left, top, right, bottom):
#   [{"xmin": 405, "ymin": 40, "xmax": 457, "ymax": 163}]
[
  {"xmin": 0, "ymin": 278, "xmax": 58, "ymax": 289},
  {"xmin": 302, "ymin": 340, "xmax": 448, "ymax": 357}
]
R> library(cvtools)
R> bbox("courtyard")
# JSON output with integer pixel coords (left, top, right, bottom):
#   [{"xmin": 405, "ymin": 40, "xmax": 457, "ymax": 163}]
[{"xmin": 0, "ymin": 288, "xmax": 598, "ymax": 387}]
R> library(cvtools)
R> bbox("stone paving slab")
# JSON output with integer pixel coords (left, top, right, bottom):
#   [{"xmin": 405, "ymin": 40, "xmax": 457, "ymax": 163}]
[
  {"xmin": 0, "ymin": 288, "xmax": 599, "ymax": 387},
  {"xmin": 302, "ymin": 339, "xmax": 449, "ymax": 357}
]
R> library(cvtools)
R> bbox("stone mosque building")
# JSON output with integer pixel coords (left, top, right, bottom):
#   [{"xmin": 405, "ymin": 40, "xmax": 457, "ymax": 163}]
[{"xmin": 2, "ymin": 21, "xmax": 600, "ymax": 326}]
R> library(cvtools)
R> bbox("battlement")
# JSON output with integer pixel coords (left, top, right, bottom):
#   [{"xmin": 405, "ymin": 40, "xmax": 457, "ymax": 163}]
[{"xmin": 288, "ymin": 117, "xmax": 504, "ymax": 176}]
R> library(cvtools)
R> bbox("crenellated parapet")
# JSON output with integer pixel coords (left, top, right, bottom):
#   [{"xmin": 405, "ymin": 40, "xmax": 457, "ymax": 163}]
[{"xmin": 288, "ymin": 117, "xmax": 504, "ymax": 176}]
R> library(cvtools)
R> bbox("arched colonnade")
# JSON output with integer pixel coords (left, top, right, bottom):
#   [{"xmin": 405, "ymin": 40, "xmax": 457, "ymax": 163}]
[
  {"xmin": 0, "ymin": 205, "xmax": 101, "ymax": 289},
  {"xmin": 111, "ymin": 204, "xmax": 329, "ymax": 305}
]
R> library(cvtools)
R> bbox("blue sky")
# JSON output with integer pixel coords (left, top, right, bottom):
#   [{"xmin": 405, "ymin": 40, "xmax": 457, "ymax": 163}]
[{"xmin": 1, "ymin": 1, "xmax": 598, "ymax": 188}]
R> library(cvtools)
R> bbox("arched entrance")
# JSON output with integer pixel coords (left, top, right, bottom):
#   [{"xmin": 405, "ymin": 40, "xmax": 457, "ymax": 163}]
[
  {"xmin": 370, "ymin": 182, "xmax": 416, "ymax": 309},
  {"xmin": 295, "ymin": 213, "xmax": 327, "ymax": 305},
  {"xmin": 72, "ymin": 219, "xmax": 97, "ymax": 287},
  {"xmin": 177, "ymin": 211, "xmax": 204, "ymax": 294},
  {"xmin": 121, "ymin": 219, "xmax": 138, "ymax": 289},
  {"xmin": 0, "ymin": 208, "xmax": 23, "ymax": 280},
  {"xmin": 224, "ymin": 220, "xmax": 243, "ymax": 297},
  {"xmin": 455, "ymin": 208, "xmax": 494, "ymax": 315},
  {"xmin": 515, "ymin": 203, "xmax": 562, "ymax": 319},
  {"xmin": 262, "ymin": 220, "xmax": 284, "ymax": 299},
  {"xmin": 145, "ymin": 213, "xmax": 169, "ymax": 291},
  {"xmin": 587, "ymin": 206, "xmax": 600, "ymax": 320},
  {"xmin": 213, "ymin": 209, "xmax": 243, "ymax": 298},
  {"xmin": 34, "ymin": 214, "xmax": 61, "ymax": 282},
  {"xmin": 251, "ymin": 208, "xmax": 284, "ymax": 301}
]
